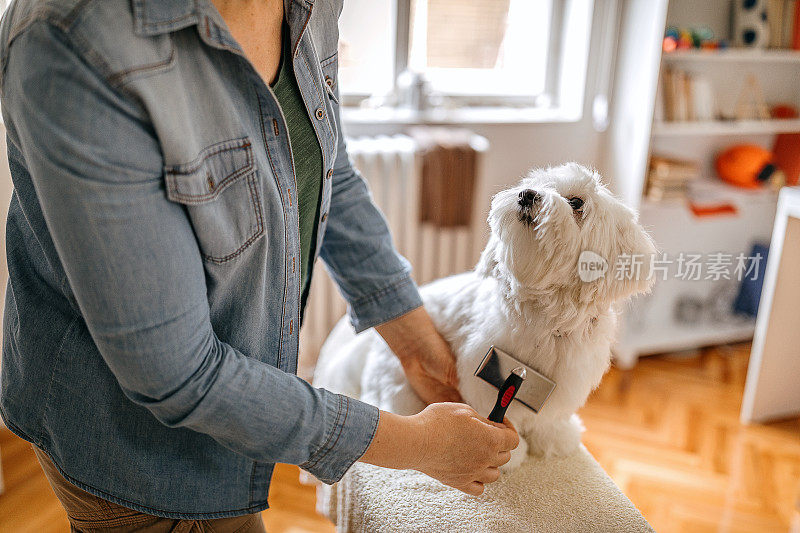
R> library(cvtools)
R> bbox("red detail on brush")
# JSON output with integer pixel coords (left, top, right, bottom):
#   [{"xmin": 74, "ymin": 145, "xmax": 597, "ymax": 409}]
[{"xmin": 501, "ymin": 386, "xmax": 515, "ymax": 407}]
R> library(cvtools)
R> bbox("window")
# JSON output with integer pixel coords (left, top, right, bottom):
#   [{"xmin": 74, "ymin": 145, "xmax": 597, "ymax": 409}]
[
  {"xmin": 407, "ymin": 0, "xmax": 551, "ymax": 98},
  {"xmin": 337, "ymin": 0, "xmax": 595, "ymax": 117}
]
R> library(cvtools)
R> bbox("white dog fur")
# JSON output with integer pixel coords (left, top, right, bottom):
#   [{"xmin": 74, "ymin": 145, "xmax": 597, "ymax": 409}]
[{"xmin": 315, "ymin": 163, "xmax": 656, "ymax": 471}]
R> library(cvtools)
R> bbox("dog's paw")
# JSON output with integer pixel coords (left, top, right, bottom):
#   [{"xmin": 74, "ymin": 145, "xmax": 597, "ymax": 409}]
[
  {"xmin": 525, "ymin": 415, "xmax": 584, "ymax": 458},
  {"xmin": 500, "ymin": 438, "xmax": 529, "ymax": 473}
]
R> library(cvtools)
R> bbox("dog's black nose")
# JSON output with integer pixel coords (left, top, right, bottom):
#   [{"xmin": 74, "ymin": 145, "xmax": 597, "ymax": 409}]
[{"xmin": 518, "ymin": 189, "xmax": 541, "ymax": 208}]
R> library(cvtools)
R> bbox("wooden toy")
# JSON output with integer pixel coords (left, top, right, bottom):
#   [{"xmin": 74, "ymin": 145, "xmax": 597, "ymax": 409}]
[{"xmin": 734, "ymin": 75, "xmax": 770, "ymax": 120}]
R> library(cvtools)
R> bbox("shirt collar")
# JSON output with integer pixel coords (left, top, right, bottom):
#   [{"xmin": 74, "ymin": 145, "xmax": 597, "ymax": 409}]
[
  {"xmin": 132, "ymin": 0, "xmax": 202, "ymax": 36},
  {"xmin": 132, "ymin": 0, "xmax": 312, "ymax": 37}
]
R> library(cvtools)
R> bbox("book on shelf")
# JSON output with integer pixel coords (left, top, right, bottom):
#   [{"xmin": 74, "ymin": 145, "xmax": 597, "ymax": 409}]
[
  {"xmin": 686, "ymin": 180, "xmax": 738, "ymax": 218},
  {"xmin": 794, "ymin": 0, "xmax": 800, "ymax": 48},
  {"xmin": 645, "ymin": 156, "xmax": 699, "ymax": 201},
  {"xmin": 768, "ymin": 0, "xmax": 785, "ymax": 48},
  {"xmin": 773, "ymin": 132, "xmax": 800, "ymax": 185},
  {"xmin": 767, "ymin": 0, "xmax": 800, "ymax": 49},
  {"xmin": 661, "ymin": 67, "xmax": 715, "ymax": 123}
]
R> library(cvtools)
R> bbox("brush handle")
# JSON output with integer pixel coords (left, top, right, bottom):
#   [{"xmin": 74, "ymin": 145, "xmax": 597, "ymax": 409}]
[{"xmin": 487, "ymin": 371, "xmax": 524, "ymax": 423}]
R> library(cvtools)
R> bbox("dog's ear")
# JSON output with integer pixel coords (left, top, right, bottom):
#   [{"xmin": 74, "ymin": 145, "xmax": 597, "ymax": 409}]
[
  {"xmin": 604, "ymin": 217, "xmax": 657, "ymax": 303},
  {"xmin": 581, "ymin": 215, "xmax": 656, "ymax": 306},
  {"xmin": 476, "ymin": 234, "xmax": 500, "ymax": 277}
]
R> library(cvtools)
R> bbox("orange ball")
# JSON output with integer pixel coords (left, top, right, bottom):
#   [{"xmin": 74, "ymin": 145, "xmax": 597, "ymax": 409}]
[{"xmin": 715, "ymin": 145, "xmax": 775, "ymax": 189}]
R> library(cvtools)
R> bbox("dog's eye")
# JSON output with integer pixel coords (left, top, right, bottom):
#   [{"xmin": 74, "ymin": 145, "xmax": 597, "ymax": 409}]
[{"xmin": 568, "ymin": 197, "xmax": 584, "ymax": 210}]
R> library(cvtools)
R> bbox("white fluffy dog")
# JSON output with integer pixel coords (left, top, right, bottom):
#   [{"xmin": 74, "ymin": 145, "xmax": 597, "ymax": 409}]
[{"xmin": 315, "ymin": 163, "xmax": 656, "ymax": 471}]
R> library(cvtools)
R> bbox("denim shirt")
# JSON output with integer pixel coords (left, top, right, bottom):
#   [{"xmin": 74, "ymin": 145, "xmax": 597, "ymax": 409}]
[{"xmin": 0, "ymin": 0, "xmax": 422, "ymax": 519}]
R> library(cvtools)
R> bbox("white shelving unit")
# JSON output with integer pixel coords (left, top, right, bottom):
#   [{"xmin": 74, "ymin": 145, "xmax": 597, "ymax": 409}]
[
  {"xmin": 654, "ymin": 48, "xmax": 800, "ymax": 138},
  {"xmin": 662, "ymin": 48, "xmax": 800, "ymax": 63},
  {"xmin": 611, "ymin": 0, "xmax": 797, "ymax": 368},
  {"xmin": 615, "ymin": 182, "xmax": 778, "ymax": 367},
  {"xmin": 652, "ymin": 118, "xmax": 800, "ymax": 137}
]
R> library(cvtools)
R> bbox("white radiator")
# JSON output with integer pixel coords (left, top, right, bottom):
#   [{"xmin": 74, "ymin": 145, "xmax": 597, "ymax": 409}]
[{"xmin": 298, "ymin": 134, "xmax": 484, "ymax": 377}]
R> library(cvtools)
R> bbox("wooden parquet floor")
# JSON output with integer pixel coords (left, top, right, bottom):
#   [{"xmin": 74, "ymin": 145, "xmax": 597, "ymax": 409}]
[
  {"xmin": 0, "ymin": 434, "xmax": 335, "ymax": 533},
  {"xmin": 0, "ymin": 343, "xmax": 797, "ymax": 532},
  {"xmin": 580, "ymin": 344, "xmax": 800, "ymax": 533}
]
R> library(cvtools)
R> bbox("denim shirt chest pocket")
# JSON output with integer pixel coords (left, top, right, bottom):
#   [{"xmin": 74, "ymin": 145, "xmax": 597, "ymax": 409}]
[
  {"xmin": 315, "ymin": 51, "xmax": 339, "ymax": 253},
  {"xmin": 320, "ymin": 52, "xmax": 338, "ymax": 104},
  {"xmin": 164, "ymin": 137, "xmax": 265, "ymax": 264}
]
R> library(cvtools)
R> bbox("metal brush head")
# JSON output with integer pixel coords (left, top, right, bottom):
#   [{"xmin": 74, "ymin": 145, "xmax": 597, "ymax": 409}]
[{"xmin": 474, "ymin": 346, "xmax": 556, "ymax": 413}]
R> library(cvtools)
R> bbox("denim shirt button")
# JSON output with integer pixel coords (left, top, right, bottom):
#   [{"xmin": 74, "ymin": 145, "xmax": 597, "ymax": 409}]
[
  {"xmin": 315, "ymin": 108, "xmax": 325, "ymax": 120},
  {"xmin": 326, "ymin": 169, "xmax": 332, "ymax": 180},
  {"xmin": 321, "ymin": 212, "xmax": 328, "ymax": 223}
]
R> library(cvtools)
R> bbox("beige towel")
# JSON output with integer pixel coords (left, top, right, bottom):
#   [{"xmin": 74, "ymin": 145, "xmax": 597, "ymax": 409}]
[{"xmin": 317, "ymin": 446, "xmax": 653, "ymax": 533}]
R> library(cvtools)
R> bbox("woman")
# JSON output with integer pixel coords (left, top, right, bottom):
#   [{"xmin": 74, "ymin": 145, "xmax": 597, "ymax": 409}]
[{"xmin": 0, "ymin": 0, "xmax": 518, "ymax": 530}]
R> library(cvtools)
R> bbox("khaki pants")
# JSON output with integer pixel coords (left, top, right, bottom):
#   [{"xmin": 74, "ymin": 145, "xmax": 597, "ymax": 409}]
[{"xmin": 34, "ymin": 447, "xmax": 267, "ymax": 533}]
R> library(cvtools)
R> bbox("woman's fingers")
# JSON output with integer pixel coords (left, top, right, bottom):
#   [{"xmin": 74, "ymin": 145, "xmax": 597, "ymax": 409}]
[
  {"xmin": 483, "ymin": 417, "xmax": 519, "ymax": 452},
  {"xmin": 497, "ymin": 425, "xmax": 520, "ymax": 452},
  {"xmin": 477, "ymin": 467, "xmax": 500, "ymax": 484},
  {"xmin": 402, "ymin": 360, "xmax": 464, "ymax": 405},
  {"xmin": 464, "ymin": 481, "xmax": 485, "ymax": 496},
  {"xmin": 453, "ymin": 469, "xmax": 501, "ymax": 495},
  {"xmin": 492, "ymin": 450, "xmax": 512, "ymax": 467}
]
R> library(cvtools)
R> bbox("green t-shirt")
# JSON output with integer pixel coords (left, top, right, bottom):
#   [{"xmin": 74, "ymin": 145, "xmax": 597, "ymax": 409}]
[{"xmin": 270, "ymin": 27, "xmax": 323, "ymax": 314}]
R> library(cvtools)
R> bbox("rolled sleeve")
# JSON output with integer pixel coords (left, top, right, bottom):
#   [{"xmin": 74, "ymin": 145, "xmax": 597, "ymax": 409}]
[
  {"xmin": 320, "ymin": 68, "xmax": 423, "ymax": 333},
  {"xmin": 300, "ymin": 393, "xmax": 380, "ymax": 484},
  {"xmin": 348, "ymin": 276, "xmax": 422, "ymax": 333}
]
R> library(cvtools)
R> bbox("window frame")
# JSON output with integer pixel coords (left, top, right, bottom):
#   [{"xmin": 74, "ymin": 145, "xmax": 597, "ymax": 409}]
[{"xmin": 340, "ymin": 0, "xmax": 595, "ymax": 119}]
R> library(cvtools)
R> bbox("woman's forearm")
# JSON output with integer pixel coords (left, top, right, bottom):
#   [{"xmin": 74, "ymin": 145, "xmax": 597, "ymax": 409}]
[
  {"xmin": 357, "ymin": 403, "xmax": 519, "ymax": 496},
  {"xmin": 358, "ymin": 411, "xmax": 424, "ymax": 470}
]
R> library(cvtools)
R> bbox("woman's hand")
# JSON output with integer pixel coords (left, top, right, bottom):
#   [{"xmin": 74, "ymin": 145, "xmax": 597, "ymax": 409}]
[
  {"xmin": 374, "ymin": 307, "xmax": 462, "ymax": 404},
  {"xmin": 413, "ymin": 403, "xmax": 520, "ymax": 495},
  {"xmin": 359, "ymin": 404, "xmax": 519, "ymax": 495}
]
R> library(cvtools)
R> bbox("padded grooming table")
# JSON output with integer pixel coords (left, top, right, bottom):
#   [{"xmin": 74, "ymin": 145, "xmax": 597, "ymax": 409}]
[{"xmin": 317, "ymin": 445, "xmax": 653, "ymax": 532}]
